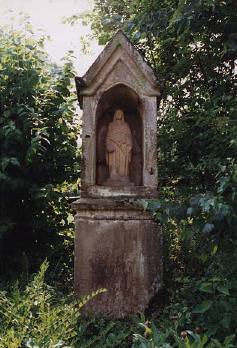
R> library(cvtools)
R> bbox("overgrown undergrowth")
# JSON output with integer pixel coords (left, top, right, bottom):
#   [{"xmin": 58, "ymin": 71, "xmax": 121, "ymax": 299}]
[{"xmin": 0, "ymin": 259, "xmax": 236, "ymax": 348}]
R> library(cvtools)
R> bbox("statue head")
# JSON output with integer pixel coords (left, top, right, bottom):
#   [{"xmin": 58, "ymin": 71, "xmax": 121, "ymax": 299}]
[{"xmin": 114, "ymin": 109, "xmax": 124, "ymax": 122}]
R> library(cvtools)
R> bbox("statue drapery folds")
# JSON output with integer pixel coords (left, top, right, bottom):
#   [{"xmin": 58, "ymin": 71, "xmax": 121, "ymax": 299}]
[{"xmin": 105, "ymin": 109, "xmax": 133, "ymax": 185}]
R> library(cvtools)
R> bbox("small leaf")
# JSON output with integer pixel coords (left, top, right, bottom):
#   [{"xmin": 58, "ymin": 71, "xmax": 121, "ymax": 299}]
[
  {"xmin": 217, "ymin": 285, "xmax": 230, "ymax": 295},
  {"xmin": 134, "ymin": 31, "xmax": 141, "ymax": 40},
  {"xmin": 138, "ymin": 199, "xmax": 148, "ymax": 210},
  {"xmin": 193, "ymin": 300, "xmax": 213, "ymax": 314},
  {"xmin": 187, "ymin": 207, "xmax": 193, "ymax": 215},
  {"xmin": 221, "ymin": 316, "xmax": 231, "ymax": 329},
  {"xmin": 211, "ymin": 244, "xmax": 218, "ymax": 255},
  {"xmin": 199, "ymin": 282, "xmax": 213, "ymax": 294},
  {"xmin": 148, "ymin": 200, "xmax": 161, "ymax": 211},
  {"xmin": 202, "ymin": 223, "xmax": 214, "ymax": 234}
]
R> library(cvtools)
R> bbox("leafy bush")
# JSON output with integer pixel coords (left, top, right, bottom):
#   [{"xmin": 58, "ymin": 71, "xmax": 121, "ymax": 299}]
[
  {"xmin": 1, "ymin": 2, "xmax": 237, "ymax": 346},
  {"xmin": 0, "ymin": 261, "xmax": 82, "ymax": 347},
  {"xmin": 0, "ymin": 23, "xmax": 79, "ymax": 277},
  {"xmin": 0, "ymin": 261, "xmax": 135, "ymax": 348},
  {"xmin": 142, "ymin": 163, "xmax": 237, "ymax": 339},
  {"xmin": 132, "ymin": 322, "xmax": 235, "ymax": 348}
]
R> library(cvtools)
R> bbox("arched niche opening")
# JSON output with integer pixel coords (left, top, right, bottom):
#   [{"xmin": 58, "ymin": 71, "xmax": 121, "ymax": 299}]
[{"xmin": 96, "ymin": 84, "xmax": 143, "ymax": 186}]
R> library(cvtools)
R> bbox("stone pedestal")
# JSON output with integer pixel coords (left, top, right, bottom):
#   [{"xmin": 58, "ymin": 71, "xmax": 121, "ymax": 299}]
[
  {"xmin": 72, "ymin": 198, "xmax": 163, "ymax": 317},
  {"xmin": 73, "ymin": 30, "xmax": 162, "ymax": 317}
]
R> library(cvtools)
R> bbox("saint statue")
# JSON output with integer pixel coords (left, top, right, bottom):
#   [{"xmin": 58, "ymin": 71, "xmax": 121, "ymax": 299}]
[{"xmin": 104, "ymin": 109, "xmax": 133, "ymax": 186}]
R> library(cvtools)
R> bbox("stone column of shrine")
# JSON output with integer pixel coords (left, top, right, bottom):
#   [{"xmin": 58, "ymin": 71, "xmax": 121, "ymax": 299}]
[{"xmin": 72, "ymin": 30, "xmax": 163, "ymax": 317}]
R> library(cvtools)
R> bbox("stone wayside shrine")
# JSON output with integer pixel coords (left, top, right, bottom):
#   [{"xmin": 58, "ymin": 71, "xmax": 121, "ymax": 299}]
[{"xmin": 72, "ymin": 30, "xmax": 163, "ymax": 317}]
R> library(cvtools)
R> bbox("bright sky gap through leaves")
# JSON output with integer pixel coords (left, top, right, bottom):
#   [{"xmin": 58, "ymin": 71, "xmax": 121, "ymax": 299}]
[{"xmin": 0, "ymin": 0, "xmax": 104, "ymax": 75}]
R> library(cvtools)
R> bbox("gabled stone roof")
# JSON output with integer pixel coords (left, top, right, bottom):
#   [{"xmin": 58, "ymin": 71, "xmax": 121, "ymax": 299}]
[{"xmin": 75, "ymin": 30, "xmax": 160, "ymax": 106}]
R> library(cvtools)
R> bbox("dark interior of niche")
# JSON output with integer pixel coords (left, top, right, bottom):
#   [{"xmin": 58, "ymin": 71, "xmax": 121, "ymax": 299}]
[{"xmin": 96, "ymin": 84, "xmax": 143, "ymax": 186}]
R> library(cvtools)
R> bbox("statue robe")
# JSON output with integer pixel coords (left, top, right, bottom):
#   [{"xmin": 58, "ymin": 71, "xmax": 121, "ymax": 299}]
[{"xmin": 106, "ymin": 119, "xmax": 132, "ymax": 178}]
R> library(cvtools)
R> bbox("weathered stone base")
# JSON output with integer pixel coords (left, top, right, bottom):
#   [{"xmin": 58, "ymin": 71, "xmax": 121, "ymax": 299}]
[{"xmin": 72, "ymin": 198, "xmax": 163, "ymax": 317}]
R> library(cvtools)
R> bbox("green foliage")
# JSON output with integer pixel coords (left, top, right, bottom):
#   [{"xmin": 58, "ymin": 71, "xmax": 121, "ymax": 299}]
[
  {"xmin": 71, "ymin": 0, "xmax": 237, "ymax": 343},
  {"xmin": 1, "ymin": 1, "xmax": 237, "ymax": 346},
  {"xmin": 6, "ymin": 261, "xmax": 235, "ymax": 348},
  {"xmin": 140, "ymin": 162, "xmax": 237, "ymax": 339},
  {"xmin": 0, "ymin": 261, "xmax": 80, "ymax": 347},
  {"xmin": 78, "ymin": 0, "xmax": 237, "ymax": 190},
  {"xmin": 0, "ymin": 24, "xmax": 79, "ymax": 277},
  {"xmin": 0, "ymin": 261, "xmax": 136, "ymax": 348},
  {"xmin": 132, "ymin": 322, "xmax": 235, "ymax": 348},
  {"xmin": 75, "ymin": 316, "xmax": 135, "ymax": 348}
]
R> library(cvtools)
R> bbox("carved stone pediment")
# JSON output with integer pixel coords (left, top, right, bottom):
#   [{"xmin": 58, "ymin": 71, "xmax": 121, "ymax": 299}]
[
  {"xmin": 75, "ymin": 30, "xmax": 160, "ymax": 109},
  {"xmin": 79, "ymin": 31, "xmax": 160, "ymax": 96}
]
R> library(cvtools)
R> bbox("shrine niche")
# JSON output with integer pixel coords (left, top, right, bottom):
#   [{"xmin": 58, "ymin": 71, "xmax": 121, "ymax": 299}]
[
  {"xmin": 73, "ymin": 30, "xmax": 162, "ymax": 317},
  {"xmin": 75, "ymin": 30, "xmax": 160, "ymax": 198},
  {"xmin": 96, "ymin": 84, "xmax": 143, "ymax": 186}
]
